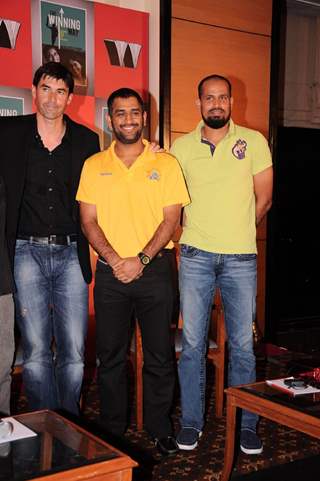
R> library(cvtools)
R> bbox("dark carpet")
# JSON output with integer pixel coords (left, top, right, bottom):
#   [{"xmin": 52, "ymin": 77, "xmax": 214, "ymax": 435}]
[
  {"xmin": 12, "ymin": 347, "xmax": 320, "ymax": 481},
  {"xmin": 231, "ymin": 454, "xmax": 320, "ymax": 480}
]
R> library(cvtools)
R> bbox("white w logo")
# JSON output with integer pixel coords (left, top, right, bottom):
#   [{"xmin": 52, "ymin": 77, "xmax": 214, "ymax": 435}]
[
  {"xmin": 104, "ymin": 39, "xmax": 142, "ymax": 69},
  {"xmin": 0, "ymin": 19, "xmax": 20, "ymax": 49}
]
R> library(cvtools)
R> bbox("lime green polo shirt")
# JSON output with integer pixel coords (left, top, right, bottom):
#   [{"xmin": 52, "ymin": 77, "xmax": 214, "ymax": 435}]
[
  {"xmin": 77, "ymin": 140, "xmax": 190, "ymax": 257},
  {"xmin": 170, "ymin": 120, "xmax": 272, "ymax": 254}
]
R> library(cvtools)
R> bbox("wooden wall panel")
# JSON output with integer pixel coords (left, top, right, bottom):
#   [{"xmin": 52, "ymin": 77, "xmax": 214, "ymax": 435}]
[
  {"xmin": 170, "ymin": 131, "xmax": 183, "ymax": 144},
  {"xmin": 172, "ymin": 0, "xmax": 272, "ymax": 36},
  {"xmin": 171, "ymin": 19, "xmax": 271, "ymax": 136}
]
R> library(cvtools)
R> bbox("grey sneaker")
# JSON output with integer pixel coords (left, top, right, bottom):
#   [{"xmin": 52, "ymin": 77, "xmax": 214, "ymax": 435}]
[
  {"xmin": 240, "ymin": 428, "xmax": 263, "ymax": 454},
  {"xmin": 176, "ymin": 427, "xmax": 202, "ymax": 450}
]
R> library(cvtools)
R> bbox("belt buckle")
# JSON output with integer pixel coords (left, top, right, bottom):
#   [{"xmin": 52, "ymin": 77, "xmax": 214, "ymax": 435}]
[{"xmin": 49, "ymin": 235, "xmax": 57, "ymax": 244}]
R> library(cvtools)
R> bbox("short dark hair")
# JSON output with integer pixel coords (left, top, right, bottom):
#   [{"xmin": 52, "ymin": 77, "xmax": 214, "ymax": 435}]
[
  {"xmin": 33, "ymin": 62, "xmax": 74, "ymax": 94},
  {"xmin": 107, "ymin": 88, "xmax": 144, "ymax": 114},
  {"xmin": 198, "ymin": 74, "xmax": 232, "ymax": 98}
]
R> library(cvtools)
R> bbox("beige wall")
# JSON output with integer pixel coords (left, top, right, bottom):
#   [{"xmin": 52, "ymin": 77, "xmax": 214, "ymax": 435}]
[{"xmin": 171, "ymin": 0, "xmax": 273, "ymax": 333}]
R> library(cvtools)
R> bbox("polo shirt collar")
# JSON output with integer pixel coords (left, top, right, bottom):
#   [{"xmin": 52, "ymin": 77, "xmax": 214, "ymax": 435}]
[{"xmin": 110, "ymin": 138, "xmax": 150, "ymax": 168}]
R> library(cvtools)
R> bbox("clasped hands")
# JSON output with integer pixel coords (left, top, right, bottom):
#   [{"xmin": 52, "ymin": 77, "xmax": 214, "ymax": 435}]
[{"xmin": 112, "ymin": 257, "xmax": 144, "ymax": 283}]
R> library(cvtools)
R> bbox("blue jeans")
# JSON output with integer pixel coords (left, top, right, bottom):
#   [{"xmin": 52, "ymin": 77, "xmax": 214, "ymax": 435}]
[
  {"xmin": 14, "ymin": 239, "xmax": 88, "ymax": 415},
  {"xmin": 178, "ymin": 244, "xmax": 258, "ymax": 431}
]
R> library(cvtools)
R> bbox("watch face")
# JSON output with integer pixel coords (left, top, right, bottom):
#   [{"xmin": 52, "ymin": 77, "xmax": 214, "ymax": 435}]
[
  {"xmin": 141, "ymin": 255, "xmax": 150, "ymax": 265},
  {"xmin": 138, "ymin": 252, "xmax": 150, "ymax": 265}
]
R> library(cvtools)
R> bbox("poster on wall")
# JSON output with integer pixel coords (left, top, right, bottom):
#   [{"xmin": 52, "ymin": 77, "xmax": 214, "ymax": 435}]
[
  {"xmin": 0, "ymin": 86, "xmax": 32, "ymax": 117},
  {"xmin": 0, "ymin": 0, "xmax": 33, "ymax": 88},
  {"xmin": 0, "ymin": 0, "xmax": 149, "ymax": 136},
  {"xmin": 94, "ymin": 2, "xmax": 148, "ymax": 100},
  {"xmin": 31, "ymin": 0, "xmax": 94, "ymax": 96},
  {"xmin": 93, "ymin": 3, "xmax": 148, "ymax": 143},
  {"xmin": 95, "ymin": 97, "xmax": 112, "ymax": 150}
]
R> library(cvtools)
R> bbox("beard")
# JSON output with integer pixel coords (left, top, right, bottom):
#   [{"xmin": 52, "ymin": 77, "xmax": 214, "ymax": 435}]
[
  {"xmin": 202, "ymin": 110, "xmax": 231, "ymax": 129},
  {"xmin": 111, "ymin": 123, "xmax": 144, "ymax": 144}
]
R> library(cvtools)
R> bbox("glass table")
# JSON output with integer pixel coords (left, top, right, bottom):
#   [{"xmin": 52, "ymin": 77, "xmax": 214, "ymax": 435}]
[
  {"xmin": 220, "ymin": 381, "xmax": 320, "ymax": 481},
  {"xmin": 0, "ymin": 410, "xmax": 137, "ymax": 480}
]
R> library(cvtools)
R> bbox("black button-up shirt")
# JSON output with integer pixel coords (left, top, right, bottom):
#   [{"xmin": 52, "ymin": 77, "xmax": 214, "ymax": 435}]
[
  {"xmin": 0, "ymin": 175, "xmax": 13, "ymax": 294},
  {"xmin": 17, "ymin": 123, "xmax": 76, "ymax": 236}
]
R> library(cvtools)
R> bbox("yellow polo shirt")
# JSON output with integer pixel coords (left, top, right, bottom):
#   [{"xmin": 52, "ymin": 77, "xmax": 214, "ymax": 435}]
[
  {"xmin": 76, "ymin": 140, "xmax": 190, "ymax": 257},
  {"xmin": 170, "ymin": 120, "xmax": 272, "ymax": 254}
]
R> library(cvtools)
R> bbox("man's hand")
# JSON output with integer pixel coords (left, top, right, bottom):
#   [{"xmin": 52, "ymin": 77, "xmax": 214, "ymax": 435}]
[
  {"xmin": 113, "ymin": 257, "xmax": 143, "ymax": 283},
  {"xmin": 149, "ymin": 141, "xmax": 165, "ymax": 153}
]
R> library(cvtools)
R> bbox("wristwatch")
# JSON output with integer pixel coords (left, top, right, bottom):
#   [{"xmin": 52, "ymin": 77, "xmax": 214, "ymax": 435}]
[{"xmin": 138, "ymin": 252, "xmax": 151, "ymax": 266}]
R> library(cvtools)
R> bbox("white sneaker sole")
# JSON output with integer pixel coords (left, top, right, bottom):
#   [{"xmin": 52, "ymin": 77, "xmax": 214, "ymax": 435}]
[
  {"xmin": 240, "ymin": 444, "xmax": 263, "ymax": 455},
  {"xmin": 177, "ymin": 440, "xmax": 198, "ymax": 450},
  {"xmin": 176, "ymin": 431, "xmax": 203, "ymax": 451}
]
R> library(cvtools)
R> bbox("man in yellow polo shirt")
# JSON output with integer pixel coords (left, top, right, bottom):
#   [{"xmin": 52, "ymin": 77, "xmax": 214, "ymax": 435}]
[
  {"xmin": 170, "ymin": 74, "xmax": 273, "ymax": 454},
  {"xmin": 77, "ymin": 87, "xmax": 190, "ymax": 456}
]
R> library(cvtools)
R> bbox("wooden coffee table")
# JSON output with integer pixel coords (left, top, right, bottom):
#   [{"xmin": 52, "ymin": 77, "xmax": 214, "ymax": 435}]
[
  {"xmin": 0, "ymin": 410, "xmax": 137, "ymax": 480},
  {"xmin": 220, "ymin": 381, "xmax": 320, "ymax": 481}
]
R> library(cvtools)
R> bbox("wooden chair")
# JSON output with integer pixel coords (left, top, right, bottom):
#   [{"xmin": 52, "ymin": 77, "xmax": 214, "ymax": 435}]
[
  {"xmin": 12, "ymin": 337, "xmax": 23, "ymax": 375},
  {"xmin": 132, "ymin": 290, "xmax": 226, "ymax": 431}
]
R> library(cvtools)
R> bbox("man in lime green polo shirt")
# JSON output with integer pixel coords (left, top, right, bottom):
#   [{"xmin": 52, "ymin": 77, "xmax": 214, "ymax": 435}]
[
  {"xmin": 171, "ymin": 74, "xmax": 273, "ymax": 454},
  {"xmin": 77, "ymin": 88, "xmax": 190, "ymax": 456}
]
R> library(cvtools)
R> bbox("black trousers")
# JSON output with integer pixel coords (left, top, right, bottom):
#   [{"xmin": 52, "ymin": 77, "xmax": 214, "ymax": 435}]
[{"xmin": 94, "ymin": 251, "xmax": 176, "ymax": 438}]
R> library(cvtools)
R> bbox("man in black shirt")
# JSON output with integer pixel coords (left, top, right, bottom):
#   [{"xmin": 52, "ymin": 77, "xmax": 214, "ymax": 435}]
[
  {"xmin": 0, "ymin": 62, "xmax": 100, "ymax": 415},
  {"xmin": 0, "ymin": 175, "xmax": 14, "ymax": 416}
]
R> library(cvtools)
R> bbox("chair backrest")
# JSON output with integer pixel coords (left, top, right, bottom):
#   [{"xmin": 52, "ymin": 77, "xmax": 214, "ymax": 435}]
[{"xmin": 210, "ymin": 289, "xmax": 227, "ymax": 347}]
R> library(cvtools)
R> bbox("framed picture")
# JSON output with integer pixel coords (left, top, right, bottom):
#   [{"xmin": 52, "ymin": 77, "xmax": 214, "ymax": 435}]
[
  {"xmin": 31, "ymin": 0, "xmax": 94, "ymax": 96},
  {"xmin": 0, "ymin": 86, "xmax": 32, "ymax": 117}
]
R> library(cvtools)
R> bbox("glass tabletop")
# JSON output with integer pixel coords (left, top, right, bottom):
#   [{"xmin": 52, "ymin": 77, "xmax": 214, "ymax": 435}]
[
  {"xmin": 0, "ymin": 411, "xmax": 119, "ymax": 480},
  {"xmin": 241, "ymin": 382, "xmax": 320, "ymax": 418}
]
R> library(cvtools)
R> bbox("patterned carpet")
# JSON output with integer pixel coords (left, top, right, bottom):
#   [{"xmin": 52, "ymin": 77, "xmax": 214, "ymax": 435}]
[{"xmin": 12, "ymin": 348, "xmax": 320, "ymax": 481}]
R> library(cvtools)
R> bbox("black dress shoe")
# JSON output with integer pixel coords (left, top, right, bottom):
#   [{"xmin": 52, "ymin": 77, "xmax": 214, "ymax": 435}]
[{"xmin": 154, "ymin": 436, "xmax": 179, "ymax": 456}]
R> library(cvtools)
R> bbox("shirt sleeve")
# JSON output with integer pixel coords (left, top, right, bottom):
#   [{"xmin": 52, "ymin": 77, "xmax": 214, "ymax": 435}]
[
  {"xmin": 251, "ymin": 132, "xmax": 272, "ymax": 176},
  {"xmin": 161, "ymin": 154, "xmax": 190, "ymax": 207},
  {"xmin": 170, "ymin": 139, "xmax": 186, "ymax": 170}
]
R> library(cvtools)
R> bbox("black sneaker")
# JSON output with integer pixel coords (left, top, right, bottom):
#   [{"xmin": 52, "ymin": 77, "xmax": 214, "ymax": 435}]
[
  {"xmin": 154, "ymin": 436, "xmax": 179, "ymax": 456},
  {"xmin": 240, "ymin": 428, "xmax": 263, "ymax": 454},
  {"xmin": 176, "ymin": 427, "xmax": 202, "ymax": 450}
]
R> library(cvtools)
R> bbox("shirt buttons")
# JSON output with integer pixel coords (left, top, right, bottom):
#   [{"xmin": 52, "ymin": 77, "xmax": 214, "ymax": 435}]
[
  {"xmin": 49, "ymin": 206, "xmax": 53, "ymax": 210},
  {"xmin": 48, "ymin": 187, "xmax": 53, "ymax": 192},
  {"xmin": 48, "ymin": 169, "xmax": 53, "ymax": 174}
]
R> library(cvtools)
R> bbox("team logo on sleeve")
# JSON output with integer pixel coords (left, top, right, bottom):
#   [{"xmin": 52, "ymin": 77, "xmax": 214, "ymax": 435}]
[
  {"xmin": 232, "ymin": 139, "xmax": 247, "ymax": 159},
  {"xmin": 147, "ymin": 169, "xmax": 160, "ymax": 181}
]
